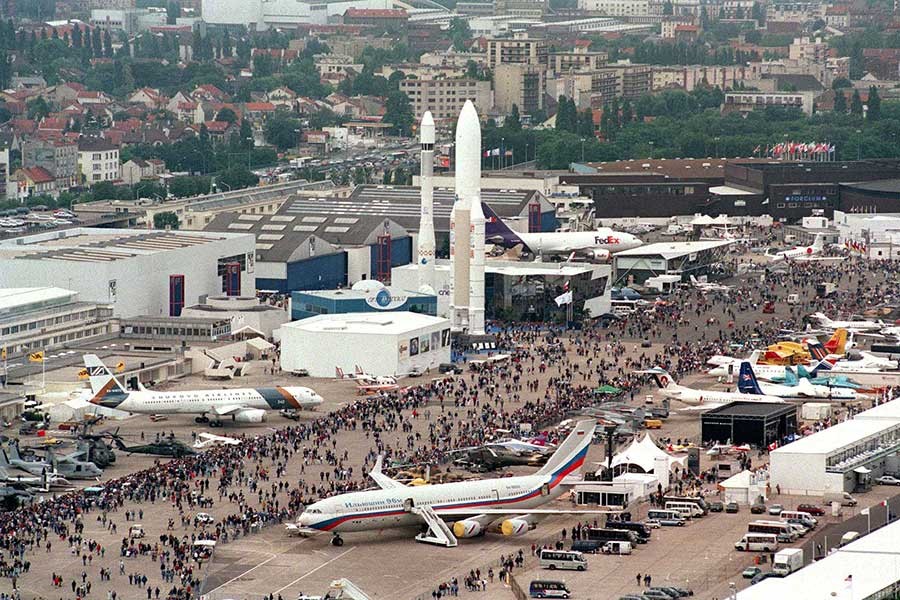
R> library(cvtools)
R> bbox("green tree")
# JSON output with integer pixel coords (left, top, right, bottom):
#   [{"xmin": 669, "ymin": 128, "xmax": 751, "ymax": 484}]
[
  {"xmin": 153, "ymin": 211, "xmax": 180, "ymax": 230},
  {"xmin": 216, "ymin": 107, "xmax": 238, "ymax": 123},
  {"xmin": 383, "ymin": 90, "xmax": 414, "ymax": 136},
  {"xmin": 26, "ymin": 97, "xmax": 50, "ymax": 120},
  {"xmin": 253, "ymin": 53, "xmax": 276, "ymax": 77},
  {"xmin": 832, "ymin": 77, "xmax": 852, "ymax": 89},
  {"xmin": 834, "ymin": 89, "xmax": 847, "ymax": 113},
  {"xmin": 867, "ymin": 86, "xmax": 881, "ymax": 120},
  {"xmin": 167, "ymin": 1, "xmax": 180, "ymax": 24},
  {"xmin": 217, "ymin": 167, "xmax": 259, "ymax": 190},
  {"xmin": 850, "ymin": 89, "xmax": 863, "ymax": 115},
  {"xmin": 264, "ymin": 111, "xmax": 302, "ymax": 151},
  {"xmin": 507, "ymin": 103, "xmax": 521, "ymax": 131},
  {"xmin": 448, "ymin": 18, "xmax": 471, "ymax": 52}
]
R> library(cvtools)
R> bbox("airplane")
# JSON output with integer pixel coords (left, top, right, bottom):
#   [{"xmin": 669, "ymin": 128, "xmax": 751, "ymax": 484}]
[
  {"xmin": 831, "ymin": 351, "xmax": 899, "ymax": 371},
  {"xmin": 810, "ymin": 313, "xmax": 884, "ymax": 332},
  {"xmin": 110, "ymin": 434, "xmax": 196, "ymax": 458},
  {"xmin": 40, "ymin": 446, "xmax": 104, "ymax": 479},
  {"xmin": 482, "ymin": 202, "xmax": 642, "ymax": 261},
  {"xmin": 355, "ymin": 380, "xmax": 401, "ymax": 395},
  {"xmin": 192, "ymin": 432, "xmax": 241, "ymax": 449},
  {"xmin": 689, "ymin": 275, "xmax": 732, "ymax": 293},
  {"xmin": 636, "ymin": 367, "xmax": 786, "ymax": 411},
  {"xmin": 705, "ymin": 443, "xmax": 752, "ymax": 456},
  {"xmin": 335, "ymin": 366, "xmax": 398, "ymax": 386},
  {"xmin": 0, "ymin": 465, "xmax": 73, "ymax": 491},
  {"xmin": 451, "ymin": 445, "xmax": 549, "ymax": 472},
  {"xmin": 296, "ymin": 419, "xmax": 618, "ymax": 547},
  {"xmin": 737, "ymin": 362, "xmax": 859, "ymax": 401},
  {"xmin": 767, "ymin": 234, "xmax": 825, "ymax": 261},
  {"xmin": 84, "ymin": 354, "xmax": 324, "ymax": 425},
  {"xmin": 782, "ymin": 364, "xmax": 866, "ymax": 390}
]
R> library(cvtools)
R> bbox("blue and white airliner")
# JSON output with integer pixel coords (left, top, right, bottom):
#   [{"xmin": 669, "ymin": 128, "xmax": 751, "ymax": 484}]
[{"xmin": 296, "ymin": 419, "xmax": 612, "ymax": 547}]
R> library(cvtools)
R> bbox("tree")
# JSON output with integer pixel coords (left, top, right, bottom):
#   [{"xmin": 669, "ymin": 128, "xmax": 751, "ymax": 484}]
[
  {"xmin": 216, "ymin": 107, "xmax": 238, "ymax": 123},
  {"xmin": 850, "ymin": 89, "xmax": 863, "ymax": 116},
  {"xmin": 832, "ymin": 77, "xmax": 852, "ymax": 89},
  {"xmin": 239, "ymin": 119, "xmax": 253, "ymax": 150},
  {"xmin": 833, "ymin": 89, "xmax": 847, "ymax": 114},
  {"xmin": 507, "ymin": 104, "xmax": 521, "ymax": 131},
  {"xmin": 264, "ymin": 111, "xmax": 302, "ymax": 151},
  {"xmin": 167, "ymin": 1, "xmax": 180, "ymax": 24},
  {"xmin": 103, "ymin": 30, "xmax": 113, "ymax": 57},
  {"xmin": 0, "ymin": 50, "xmax": 9, "ymax": 90},
  {"xmin": 448, "ymin": 18, "xmax": 471, "ymax": 52},
  {"xmin": 867, "ymin": 86, "xmax": 881, "ymax": 121},
  {"xmin": 153, "ymin": 211, "xmax": 180, "ymax": 230},
  {"xmin": 253, "ymin": 53, "xmax": 276, "ymax": 77},
  {"xmin": 383, "ymin": 90, "xmax": 414, "ymax": 136},
  {"xmin": 217, "ymin": 167, "xmax": 259, "ymax": 191},
  {"xmin": 26, "ymin": 97, "xmax": 50, "ymax": 120}
]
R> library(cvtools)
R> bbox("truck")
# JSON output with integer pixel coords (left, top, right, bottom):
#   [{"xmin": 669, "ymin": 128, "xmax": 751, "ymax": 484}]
[
  {"xmin": 824, "ymin": 491, "xmax": 857, "ymax": 506},
  {"xmin": 772, "ymin": 548, "xmax": 803, "ymax": 576}
]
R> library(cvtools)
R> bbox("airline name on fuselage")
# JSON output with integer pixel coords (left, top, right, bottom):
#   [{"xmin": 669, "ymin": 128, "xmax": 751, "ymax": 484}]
[
  {"xmin": 595, "ymin": 235, "xmax": 620, "ymax": 245},
  {"xmin": 345, "ymin": 497, "xmax": 405, "ymax": 508}
]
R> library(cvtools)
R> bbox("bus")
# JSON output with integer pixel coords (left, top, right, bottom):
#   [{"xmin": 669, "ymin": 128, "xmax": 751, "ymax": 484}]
[
  {"xmin": 539, "ymin": 549, "xmax": 587, "ymax": 571},
  {"xmin": 529, "ymin": 580, "xmax": 572, "ymax": 599},
  {"xmin": 647, "ymin": 509, "xmax": 684, "ymax": 522},
  {"xmin": 747, "ymin": 521, "xmax": 798, "ymax": 542},
  {"xmin": 608, "ymin": 521, "xmax": 651, "ymax": 542},
  {"xmin": 662, "ymin": 496, "xmax": 709, "ymax": 515},
  {"xmin": 665, "ymin": 502, "xmax": 703, "ymax": 519},
  {"xmin": 734, "ymin": 533, "xmax": 779, "ymax": 552},
  {"xmin": 780, "ymin": 511, "xmax": 817, "ymax": 528},
  {"xmin": 585, "ymin": 528, "xmax": 639, "ymax": 544}
]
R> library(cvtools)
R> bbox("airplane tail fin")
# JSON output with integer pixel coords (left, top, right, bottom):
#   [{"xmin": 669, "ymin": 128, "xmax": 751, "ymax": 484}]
[
  {"xmin": 639, "ymin": 367, "xmax": 677, "ymax": 389},
  {"xmin": 809, "ymin": 360, "xmax": 831, "ymax": 377},
  {"xmin": 737, "ymin": 362, "xmax": 765, "ymax": 395},
  {"xmin": 825, "ymin": 329, "xmax": 848, "ymax": 355},
  {"xmin": 335, "ymin": 366, "xmax": 344, "ymax": 379},
  {"xmin": 355, "ymin": 365, "xmax": 364, "ymax": 375},
  {"xmin": 482, "ymin": 201, "xmax": 525, "ymax": 249},
  {"xmin": 83, "ymin": 355, "xmax": 129, "ymax": 408},
  {"xmin": 807, "ymin": 341, "xmax": 828, "ymax": 361},
  {"xmin": 784, "ymin": 366, "xmax": 799, "ymax": 386},
  {"xmin": 535, "ymin": 419, "xmax": 596, "ymax": 478},
  {"xmin": 748, "ymin": 350, "xmax": 760, "ymax": 365},
  {"xmin": 690, "ymin": 275, "xmax": 699, "ymax": 285},
  {"xmin": 812, "ymin": 234, "xmax": 825, "ymax": 250}
]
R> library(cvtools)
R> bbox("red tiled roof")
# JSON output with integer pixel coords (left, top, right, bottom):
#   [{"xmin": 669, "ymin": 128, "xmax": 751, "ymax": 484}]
[
  {"xmin": 244, "ymin": 102, "xmax": 276, "ymax": 111},
  {"xmin": 203, "ymin": 120, "xmax": 231, "ymax": 132},
  {"xmin": 344, "ymin": 8, "xmax": 407, "ymax": 17},
  {"xmin": 39, "ymin": 117, "xmax": 68, "ymax": 130},
  {"xmin": 23, "ymin": 166, "xmax": 54, "ymax": 184}
]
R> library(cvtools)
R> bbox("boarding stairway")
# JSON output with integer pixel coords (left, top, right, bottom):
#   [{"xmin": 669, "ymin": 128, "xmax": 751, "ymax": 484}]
[{"xmin": 411, "ymin": 505, "xmax": 458, "ymax": 547}]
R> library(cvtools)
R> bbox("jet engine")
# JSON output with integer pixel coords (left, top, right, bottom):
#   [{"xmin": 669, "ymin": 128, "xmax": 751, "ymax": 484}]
[
  {"xmin": 501, "ymin": 514, "xmax": 538, "ymax": 536},
  {"xmin": 452, "ymin": 519, "xmax": 485, "ymax": 538},
  {"xmin": 234, "ymin": 409, "xmax": 267, "ymax": 423},
  {"xmin": 588, "ymin": 248, "xmax": 611, "ymax": 262}
]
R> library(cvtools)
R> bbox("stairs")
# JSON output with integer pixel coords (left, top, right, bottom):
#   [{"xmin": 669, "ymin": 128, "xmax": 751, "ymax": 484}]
[{"xmin": 411, "ymin": 505, "xmax": 458, "ymax": 547}]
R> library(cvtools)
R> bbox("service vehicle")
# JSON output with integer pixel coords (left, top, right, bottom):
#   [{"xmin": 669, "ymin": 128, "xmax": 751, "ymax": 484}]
[
  {"xmin": 539, "ymin": 549, "xmax": 587, "ymax": 571},
  {"xmin": 772, "ymin": 548, "xmax": 804, "ymax": 576},
  {"xmin": 529, "ymin": 580, "xmax": 571, "ymax": 598},
  {"xmin": 824, "ymin": 491, "xmax": 857, "ymax": 506}
]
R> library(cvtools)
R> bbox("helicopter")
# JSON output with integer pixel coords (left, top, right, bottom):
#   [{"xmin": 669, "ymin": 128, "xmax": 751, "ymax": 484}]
[{"xmin": 110, "ymin": 433, "xmax": 196, "ymax": 458}]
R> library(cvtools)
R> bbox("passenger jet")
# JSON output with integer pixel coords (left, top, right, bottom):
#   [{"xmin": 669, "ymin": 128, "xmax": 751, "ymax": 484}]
[
  {"xmin": 297, "ymin": 419, "xmax": 614, "ymax": 547},
  {"xmin": 83, "ymin": 355, "xmax": 323, "ymax": 425},
  {"xmin": 638, "ymin": 367, "xmax": 786, "ymax": 411}
]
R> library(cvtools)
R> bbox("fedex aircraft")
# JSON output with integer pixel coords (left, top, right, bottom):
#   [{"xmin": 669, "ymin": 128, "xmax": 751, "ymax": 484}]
[
  {"xmin": 296, "ymin": 419, "xmax": 614, "ymax": 547},
  {"xmin": 767, "ymin": 234, "xmax": 825, "ymax": 261},
  {"xmin": 638, "ymin": 367, "xmax": 786, "ymax": 411},
  {"xmin": 83, "ymin": 355, "xmax": 323, "ymax": 425},
  {"xmin": 482, "ymin": 202, "xmax": 642, "ymax": 261}
]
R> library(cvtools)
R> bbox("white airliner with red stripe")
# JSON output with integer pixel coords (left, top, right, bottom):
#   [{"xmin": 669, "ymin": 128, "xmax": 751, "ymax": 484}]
[{"xmin": 296, "ymin": 420, "xmax": 612, "ymax": 547}]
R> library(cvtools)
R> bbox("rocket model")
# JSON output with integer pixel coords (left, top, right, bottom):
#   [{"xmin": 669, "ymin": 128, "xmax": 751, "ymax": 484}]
[
  {"xmin": 417, "ymin": 111, "xmax": 436, "ymax": 294},
  {"xmin": 450, "ymin": 100, "xmax": 486, "ymax": 334}
]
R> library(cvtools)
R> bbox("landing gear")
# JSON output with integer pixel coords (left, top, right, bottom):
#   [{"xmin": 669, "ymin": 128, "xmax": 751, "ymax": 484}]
[
  {"xmin": 331, "ymin": 534, "xmax": 344, "ymax": 547},
  {"xmin": 209, "ymin": 420, "xmax": 223, "ymax": 428},
  {"xmin": 194, "ymin": 415, "xmax": 209, "ymax": 424}
]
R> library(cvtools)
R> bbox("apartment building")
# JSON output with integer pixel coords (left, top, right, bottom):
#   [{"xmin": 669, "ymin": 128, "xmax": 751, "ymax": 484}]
[
  {"xmin": 399, "ymin": 77, "xmax": 493, "ymax": 121},
  {"xmin": 486, "ymin": 33, "xmax": 548, "ymax": 69},
  {"xmin": 493, "ymin": 63, "xmax": 545, "ymax": 114}
]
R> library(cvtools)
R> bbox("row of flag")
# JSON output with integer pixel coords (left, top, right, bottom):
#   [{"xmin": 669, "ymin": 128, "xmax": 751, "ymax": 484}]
[
  {"xmin": 844, "ymin": 240, "xmax": 868, "ymax": 253},
  {"xmin": 482, "ymin": 148, "xmax": 514, "ymax": 158},
  {"xmin": 753, "ymin": 142, "xmax": 836, "ymax": 159}
]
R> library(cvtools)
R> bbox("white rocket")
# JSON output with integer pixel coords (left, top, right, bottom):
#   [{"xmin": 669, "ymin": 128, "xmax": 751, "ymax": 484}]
[
  {"xmin": 450, "ymin": 100, "xmax": 485, "ymax": 334},
  {"xmin": 417, "ymin": 111, "xmax": 436, "ymax": 294}
]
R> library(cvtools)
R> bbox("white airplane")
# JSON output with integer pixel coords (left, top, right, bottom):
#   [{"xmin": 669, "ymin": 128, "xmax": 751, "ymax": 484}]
[
  {"xmin": 638, "ymin": 367, "xmax": 786, "ymax": 411},
  {"xmin": 689, "ymin": 275, "xmax": 732, "ymax": 293},
  {"xmin": 84, "ymin": 355, "xmax": 323, "ymax": 425},
  {"xmin": 335, "ymin": 366, "xmax": 398, "ymax": 386},
  {"xmin": 767, "ymin": 234, "xmax": 825, "ymax": 261},
  {"xmin": 706, "ymin": 443, "xmax": 752, "ymax": 456},
  {"xmin": 708, "ymin": 353, "xmax": 800, "ymax": 381},
  {"xmin": 297, "ymin": 419, "xmax": 615, "ymax": 547},
  {"xmin": 831, "ymin": 352, "xmax": 899, "ymax": 371},
  {"xmin": 736, "ymin": 362, "xmax": 859, "ymax": 401},
  {"xmin": 355, "ymin": 381, "xmax": 401, "ymax": 395},
  {"xmin": 192, "ymin": 432, "xmax": 241, "ymax": 449},
  {"xmin": 483, "ymin": 202, "xmax": 642, "ymax": 261},
  {"xmin": 810, "ymin": 313, "xmax": 884, "ymax": 333}
]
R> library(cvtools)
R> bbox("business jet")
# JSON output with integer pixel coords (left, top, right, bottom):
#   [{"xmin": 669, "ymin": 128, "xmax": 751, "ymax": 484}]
[
  {"xmin": 637, "ymin": 367, "xmax": 786, "ymax": 411},
  {"xmin": 810, "ymin": 312, "xmax": 884, "ymax": 333},
  {"xmin": 192, "ymin": 432, "xmax": 241, "ymax": 449},
  {"xmin": 708, "ymin": 352, "xmax": 805, "ymax": 382},
  {"xmin": 482, "ymin": 202, "xmax": 642, "ymax": 261},
  {"xmin": 84, "ymin": 355, "xmax": 323, "ymax": 425},
  {"xmin": 689, "ymin": 276, "xmax": 732, "ymax": 293},
  {"xmin": 296, "ymin": 419, "xmax": 616, "ymax": 547},
  {"xmin": 767, "ymin": 234, "xmax": 825, "ymax": 261},
  {"xmin": 736, "ymin": 362, "xmax": 859, "ymax": 401},
  {"xmin": 335, "ymin": 366, "xmax": 398, "ymax": 386}
]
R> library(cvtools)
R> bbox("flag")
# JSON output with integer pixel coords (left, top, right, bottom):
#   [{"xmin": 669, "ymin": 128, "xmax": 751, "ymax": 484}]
[
  {"xmin": 116, "ymin": 361, "xmax": 126, "ymax": 373},
  {"xmin": 36, "ymin": 430, "xmax": 46, "ymax": 437},
  {"xmin": 554, "ymin": 291, "xmax": 573, "ymax": 306},
  {"xmin": 0, "ymin": 346, "xmax": 5, "ymax": 360},
  {"xmin": 767, "ymin": 441, "xmax": 777, "ymax": 451},
  {"xmin": 483, "ymin": 150, "xmax": 489, "ymax": 158},
  {"xmin": 28, "ymin": 351, "xmax": 44, "ymax": 363},
  {"xmin": 753, "ymin": 145, "xmax": 761, "ymax": 154},
  {"xmin": 77, "ymin": 368, "xmax": 89, "ymax": 380},
  {"xmin": 861, "ymin": 507, "xmax": 870, "ymax": 515},
  {"xmin": 491, "ymin": 148, "xmax": 500, "ymax": 156},
  {"xmin": 563, "ymin": 280, "xmax": 570, "ymax": 292},
  {"xmin": 881, "ymin": 500, "xmax": 888, "ymax": 507}
]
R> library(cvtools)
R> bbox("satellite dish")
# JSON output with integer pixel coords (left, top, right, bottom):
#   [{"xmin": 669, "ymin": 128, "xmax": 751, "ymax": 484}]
[{"xmin": 351, "ymin": 280, "xmax": 385, "ymax": 292}]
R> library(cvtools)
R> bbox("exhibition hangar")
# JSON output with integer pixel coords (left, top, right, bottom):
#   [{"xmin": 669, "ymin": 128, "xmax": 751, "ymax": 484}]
[{"xmin": 278, "ymin": 311, "xmax": 451, "ymax": 377}]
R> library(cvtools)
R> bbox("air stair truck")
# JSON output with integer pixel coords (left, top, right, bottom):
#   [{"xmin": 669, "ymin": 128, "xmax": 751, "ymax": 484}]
[{"xmin": 772, "ymin": 548, "xmax": 804, "ymax": 576}]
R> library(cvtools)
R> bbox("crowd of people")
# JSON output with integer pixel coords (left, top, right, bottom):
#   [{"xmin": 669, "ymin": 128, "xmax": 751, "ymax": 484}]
[{"xmin": 0, "ymin": 256, "xmax": 897, "ymax": 600}]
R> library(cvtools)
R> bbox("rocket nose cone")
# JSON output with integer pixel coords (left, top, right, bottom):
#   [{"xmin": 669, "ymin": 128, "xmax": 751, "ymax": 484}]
[{"xmin": 421, "ymin": 111, "xmax": 435, "ymax": 144}]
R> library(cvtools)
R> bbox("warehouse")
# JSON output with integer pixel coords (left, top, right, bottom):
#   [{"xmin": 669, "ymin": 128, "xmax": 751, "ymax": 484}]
[
  {"xmin": 769, "ymin": 399, "xmax": 900, "ymax": 496},
  {"xmin": 278, "ymin": 312, "xmax": 451, "ymax": 378},
  {"xmin": 700, "ymin": 401, "xmax": 798, "ymax": 448},
  {"xmin": 391, "ymin": 259, "xmax": 611, "ymax": 322},
  {"xmin": 613, "ymin": 240, "xmax": 733, "ymax": 285},
  {"xmin": 291, "ymin": 285, "xmax": 437, "ymax": 320},
  {"xmin": 0, "ymin": 228, "xmax": 255, "ymax": 318}
]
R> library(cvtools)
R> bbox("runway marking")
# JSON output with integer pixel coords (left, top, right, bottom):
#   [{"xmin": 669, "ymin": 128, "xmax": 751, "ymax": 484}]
[
  {"xmin": 273, "ymin": 546, "xmax": 356, "ymax": 593},
  {"xmin": 203, "ymin": 551, "xmax": 280, "ymax": 593}
]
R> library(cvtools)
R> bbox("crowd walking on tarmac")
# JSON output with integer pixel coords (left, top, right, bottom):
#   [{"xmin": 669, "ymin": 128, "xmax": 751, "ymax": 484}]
[{"xmin": 0, "ymin": 257, "xmax": 897, "ymax": 599}]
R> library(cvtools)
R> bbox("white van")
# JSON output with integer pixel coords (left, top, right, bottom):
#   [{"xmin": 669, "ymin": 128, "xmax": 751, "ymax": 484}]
[
  {"xmin": 734, "ymin": 533, "xmax": 779, "ymax": 552},
  {"xmin": 665, "ymin": 502, "xmax": 703, "ymax": 518},
  {"xmin": 602, "ymin": 540, "xmax": 632, "ymax": 555},
  {"xmin": 539, "ymin": 549, "xmax": 587, "ymax": 571},
  {"xmin": 840, "ymin": 531, "xmax": 860, "ymax": 547},
  {"xmin": 780, "ymin": 511, "xmax": 817, "ymax": 528}
]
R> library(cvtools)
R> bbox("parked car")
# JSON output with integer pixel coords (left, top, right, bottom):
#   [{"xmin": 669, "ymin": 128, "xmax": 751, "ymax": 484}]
[
  {"xmin": 708, "ymin": 501, "xmax": 724, "ymax": 513},
  {"xmin": 768, "ymin": 503, "xmax": 785, "ymax": 515},
  {"xmin": 438, "ymin": 363, "xmax": 463, "ymax": 374},
  {"xmin": 742, "ymin": 567, "xmax": 762, "ymax": 579},
  {"xmin": 876, "ymin": 475, "xmax": 900, "ymax": 486},
  {"xmin": 194, "ymin": 512, "xmax": 214, "ymax": 525},
  {"xmin": 750, "ymin": 572, "xmax": 782, "ymax": 585},
  {"xmin": 725, "ymin": 502, "xmax": 739, "ymax": 513},
  {"xmin": 751, "ymin": 502, "xmax": 767, "ymax": 514},
  {"xmin": 643, "ymin": 519, "xmax": 662, "ymax": 529},
  {"xmin": 797, "ymin": 503, "xmax": 826, "ymax": 516},
  {"xmin": 408, "ymin": 366, "xmax": 424, "ymax": 377}
]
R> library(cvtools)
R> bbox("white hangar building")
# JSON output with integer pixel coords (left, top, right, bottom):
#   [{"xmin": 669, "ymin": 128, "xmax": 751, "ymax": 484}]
[{"xmin": 279, "ymin": 312, "xmax": 451, "ymax": 378}]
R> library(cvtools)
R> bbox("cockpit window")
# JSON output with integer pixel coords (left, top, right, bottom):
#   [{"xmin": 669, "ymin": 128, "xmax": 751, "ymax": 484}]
[{"xmin": 307, "ymin": 509, "xmax": 321, "ymax": 514}]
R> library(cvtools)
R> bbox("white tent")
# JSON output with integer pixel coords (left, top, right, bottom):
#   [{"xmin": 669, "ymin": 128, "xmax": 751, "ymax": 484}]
[
  {"xmin": 720, "ymin": 469, "xmax": 769, "ymax": 505},
  {"xmin": 597, "ymin": 434, "xmax": 687, "ymax": 476}
]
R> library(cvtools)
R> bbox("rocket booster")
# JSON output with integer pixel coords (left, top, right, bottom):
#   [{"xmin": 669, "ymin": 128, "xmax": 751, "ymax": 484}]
[
  {"xmin": 417, "ymin": 111, "xmax": 436, "ymax": 293},
  {"xmin": 451, "ymin": 101, "xmax": 479, "ymax": 330}
]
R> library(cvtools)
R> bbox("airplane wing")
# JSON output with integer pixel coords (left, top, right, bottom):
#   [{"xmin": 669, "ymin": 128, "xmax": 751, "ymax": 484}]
[
  {"xmin": 436, "ymin": 508, "xmax": 621, "ymax": 516},
  {"xmin": 369, "ymin": 456, "xmax": 405, "ymax": 490},
  {"xmin": 212, "ymin": 404, "xmax": 249, "ymax": 416},
  {"xmin": 677, "ymin": 403, "xmax": 726, "ymax": 412}
]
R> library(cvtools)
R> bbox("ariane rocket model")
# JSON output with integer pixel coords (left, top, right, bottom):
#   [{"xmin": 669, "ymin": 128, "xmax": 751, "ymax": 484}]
[{"xmin": 417, "ymin": 111, "xmax": 436, "ymax": 294}]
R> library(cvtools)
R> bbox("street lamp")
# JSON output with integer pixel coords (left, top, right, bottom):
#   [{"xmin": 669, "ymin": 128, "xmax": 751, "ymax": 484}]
[
  {"xmin": 501, "ymin": 136, "xmax": 505, "ymax": 170},
  {"xmin": 581, "ymin": 138, "xmax": 586, "ymax": 162},
  {"xmin": 856, "ymin": 128, "xmax": 862, "ymax": 160}
]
